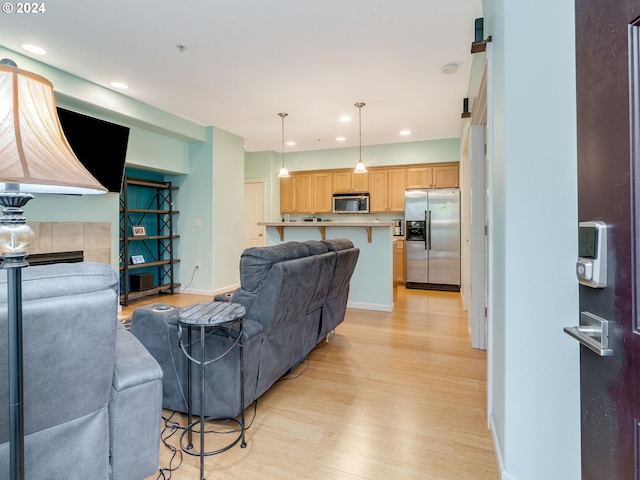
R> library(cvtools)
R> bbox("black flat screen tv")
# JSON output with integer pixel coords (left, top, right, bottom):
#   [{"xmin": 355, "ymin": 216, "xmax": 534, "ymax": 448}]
[{"xmin": 56, "ymin": 107, "xmax": 130, "ymax": 193}]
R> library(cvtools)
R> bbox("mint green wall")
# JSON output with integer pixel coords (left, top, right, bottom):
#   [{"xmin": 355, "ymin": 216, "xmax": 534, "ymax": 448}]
[
  {"xmin": 212, "ymin": 127, "xmax": 245, "ymax": 291},
  {"xmin": 167, "ymin": 126, "xmax": 245, "ymax": 294},
  {"xmin": 484, "ymin": 0, "xmax": 580, "ymax": 478},
  {"xmin": 126, "ymin": 127, "xmax": 189, "ymax": 174},
  {"xmin": 167, "ymin": 130, "xmax": 214, "ymax": 293},
  {"xmin": 283, "ymin": 138, "xmax": 459, "ymax": 171}
]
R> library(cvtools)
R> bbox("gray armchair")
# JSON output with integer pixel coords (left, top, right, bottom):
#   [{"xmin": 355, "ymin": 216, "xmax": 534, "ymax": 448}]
[{"xmin": 0, "ymin": 262, "xmax": 162, "ymax": 480}]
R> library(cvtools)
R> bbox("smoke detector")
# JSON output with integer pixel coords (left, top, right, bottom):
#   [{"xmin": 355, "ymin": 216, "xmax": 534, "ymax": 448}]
[{"xmin": 441, "ymin": 63, "xmax": 459, "ymax": 74}]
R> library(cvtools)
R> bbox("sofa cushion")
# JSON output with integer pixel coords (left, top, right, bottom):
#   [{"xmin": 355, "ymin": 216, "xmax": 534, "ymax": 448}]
[
  {"xmin": 239, "ymin": 241, "xmax": 310, "ymax": 292},
  {"xmin": 303, "ymin": 240, "xmax": 329, "ymax": 255},
  {"xmin": 322, "ymin": 238, "xmax": 355, "ymax": 252},
  {"xmin": 0, "ymin": 262, "xmax": 117, "ymax": 302}
]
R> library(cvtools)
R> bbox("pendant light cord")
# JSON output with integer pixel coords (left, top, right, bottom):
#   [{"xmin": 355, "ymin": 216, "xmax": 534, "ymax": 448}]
[
  {"xmin": 358, "ymin": 104, "xmax": 362, "ymax": 161},
  {"xmin": 354, "ymin": 102, "xmax": 366, "ymax": 172},
  {"xmin": 278, "ymin": 112, "xmax": 288, "ymax": 168}
]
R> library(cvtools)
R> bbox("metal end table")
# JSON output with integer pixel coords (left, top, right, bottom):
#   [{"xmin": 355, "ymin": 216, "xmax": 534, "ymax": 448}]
[{"xmin": 177, "ymin": 302, "xmax": 247, "ymax": 480}]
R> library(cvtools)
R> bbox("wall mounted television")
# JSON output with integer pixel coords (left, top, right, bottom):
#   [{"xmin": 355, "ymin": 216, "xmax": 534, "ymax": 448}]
[{"xmin": 56, "ymin": 107, "xmax": 130, "ymax": 193}]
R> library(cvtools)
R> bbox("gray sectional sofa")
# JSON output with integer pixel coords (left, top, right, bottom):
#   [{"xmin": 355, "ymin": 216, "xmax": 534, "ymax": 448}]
[
  {"xmin": 0, "ymin": 262, "xmax": 163, "ymax": 480},
  {"xmin": 131, "ymin": 238, "xmax": 359, "ymax": 418}
]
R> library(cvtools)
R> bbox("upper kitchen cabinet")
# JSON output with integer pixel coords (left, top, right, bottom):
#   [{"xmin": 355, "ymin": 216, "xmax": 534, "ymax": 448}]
[
  {"xmin": 370, "ymin": 168, "xmax": 406, "ymax": 213},
  {"xmin": 312, "ymin": 172, "xmax": 333, "ymax": 213},
  {"xmin": 406, "ymin": 164, "xmax": 459, "ymax": 189},
  {"xmin": 406, "ymin": 166, "xmax": 433, "ymax": 189},
  {"xmin": 280, "ymin": 172, "xmax": 331, "ymax": 214},
  {"xmin": 432, "ymin": 165, "xmax": 459, "ymax": 188},
  {"xmin": 280, "ymin": 173, "xmax": 311, "ymax": 213},
  {"xmin": 333, "ymin": 170, "xmax": 369, "ymax": 193},
  {"xmin": 280, "ymin": 162, "xmax": 458, "ymax": 214}
]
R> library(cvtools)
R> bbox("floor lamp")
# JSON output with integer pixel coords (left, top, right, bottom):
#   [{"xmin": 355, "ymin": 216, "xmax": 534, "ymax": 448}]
[{"xmin": 0, "ymin": 59, "xmax": 106, "ymax": 480}]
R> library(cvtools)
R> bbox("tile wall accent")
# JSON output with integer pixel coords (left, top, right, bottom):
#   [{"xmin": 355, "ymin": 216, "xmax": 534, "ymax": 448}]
[{"xmin": 27, "ymin": 222, "xmax": 111, "ymax": 265}]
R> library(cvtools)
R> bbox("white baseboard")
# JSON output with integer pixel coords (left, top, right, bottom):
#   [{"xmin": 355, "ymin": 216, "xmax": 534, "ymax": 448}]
[
  {"xmin": 347, "ymin": 301, "xmax": 393, "ymax": 312},
  {"xmin": 213, "ymin": 283, "xmax": 240, "ymax": 296},
  {"xmin": 178, "ymin": 283, "xmax": 240, "ymax": 297},
  {"xmin": 178, "ymin": 287, "xmax": 213, "ymax": 296},
  {"xmin": 489, "ymin": 414, "xmax": 517, "ymax": 480}
]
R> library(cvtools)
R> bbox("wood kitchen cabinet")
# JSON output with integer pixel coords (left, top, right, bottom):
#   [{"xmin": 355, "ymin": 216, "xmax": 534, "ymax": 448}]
[
  {"xmin": 280, "ymin": 173, "xmax": 311, "ymax": 213},
  {"xmin": 406, "ymin": 166, "xmax": 433, "ymax": 189},
  {"xmin": 369, "ymin": 170, "xmax": 388, "ymax": 212},
  {"xmin": 280, "ymin": 175, "xmax": 295, "ymax": 213},
  {"xmin": 432, "ymin": 165, "xmax": 459, "ymax": 188},
  {"xmin": 406, "ymin": 165, "xmax": 459, "ymax": 189},
  {"xmin": 370, "ymin": 168, "xmax": 406, "ymax": 213},
  {"xmin": 312, "ymin": 172, "xmax": 333, "ymax": 213},
  {"xmin": 333, "ymin": 171, "xmax": 351, "ymax": 193},
  {"xmin": 396, "ymin": 239, "xmax": 405, "ymax": 284},
  {"xmin": 387, "ymin": 168, "xmax": 406, "ymax": 211},
  {"xmin": 281, "ymin": 172, "xmax": 331, "ymax": 214},
  {"xmin": 333, "ymin": 170, "xmax": 369, "ymax": 193},
  {"xmin": 281, "ymin": 162, "xmax": 458, "ymax": 214}
]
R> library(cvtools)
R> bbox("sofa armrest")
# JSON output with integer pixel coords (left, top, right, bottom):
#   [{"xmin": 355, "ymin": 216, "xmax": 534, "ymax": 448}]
[{"xmin": 109, "ymin": 322, "xmax": 163, "ymax": 480}]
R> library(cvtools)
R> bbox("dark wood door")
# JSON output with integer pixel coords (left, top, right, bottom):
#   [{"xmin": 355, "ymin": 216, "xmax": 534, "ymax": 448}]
[{"xmin": 575, "ymin": 2, "xmax": 640, "ymax": 479}]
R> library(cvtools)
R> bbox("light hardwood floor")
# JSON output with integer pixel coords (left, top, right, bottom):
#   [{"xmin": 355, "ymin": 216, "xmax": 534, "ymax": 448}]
[{"xmin": 121, "ymin": 287, "xmax": 498, "ymax": 480}]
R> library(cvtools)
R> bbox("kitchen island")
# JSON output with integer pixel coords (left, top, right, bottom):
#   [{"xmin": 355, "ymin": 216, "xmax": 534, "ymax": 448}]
[{"xmin": 258, "ymin": 221, "xmax": 394, "ymax": 311}]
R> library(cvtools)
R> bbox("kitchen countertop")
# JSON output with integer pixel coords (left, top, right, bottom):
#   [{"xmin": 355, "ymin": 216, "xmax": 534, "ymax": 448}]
[
  {"xmin": 259, "ymin": 221, "xmax": 393, "ymax": 226},
  {"xmin": 259, "ymin": 221, "xmax": 393, "ymax": 243}
]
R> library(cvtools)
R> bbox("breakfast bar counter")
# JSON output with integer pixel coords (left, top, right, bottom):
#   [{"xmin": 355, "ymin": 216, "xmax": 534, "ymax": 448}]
[
  {"xmin": 258, "ymin": 221, "xmax": 395, "ymax": 312},
  {"xmin": 258, "ymin": 221, "xmax": 393, "ymax": 243}
]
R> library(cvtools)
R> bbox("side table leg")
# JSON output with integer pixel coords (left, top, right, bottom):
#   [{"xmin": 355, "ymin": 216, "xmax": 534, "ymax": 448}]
[
  {"xmin": 240, "ymin": 320, "xmax": 246, "ymax": 448},
  {"xmin": 186, "ymin": 327, "xmax": 193, "ymax": 449},
  {"xmin": 200, "ymin": 325, "xmax": 206, "ymax": 480}
]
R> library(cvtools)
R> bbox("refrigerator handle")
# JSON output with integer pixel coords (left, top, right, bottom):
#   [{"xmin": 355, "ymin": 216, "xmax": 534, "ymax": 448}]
[{"xmin": 426, "ymin": 210, "xmax": 431, "ymax": 250}]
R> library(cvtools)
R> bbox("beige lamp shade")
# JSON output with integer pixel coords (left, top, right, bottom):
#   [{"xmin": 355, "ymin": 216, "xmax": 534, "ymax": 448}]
[{"xmin": 0, "ymin": 62, "xmax": 107, "ymax": 194}]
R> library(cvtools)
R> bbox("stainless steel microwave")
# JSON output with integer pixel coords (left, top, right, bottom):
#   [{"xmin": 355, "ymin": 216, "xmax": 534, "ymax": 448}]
[{"xmin": 332, "ymin": 193, "xmax": 370, "ymax": 213}]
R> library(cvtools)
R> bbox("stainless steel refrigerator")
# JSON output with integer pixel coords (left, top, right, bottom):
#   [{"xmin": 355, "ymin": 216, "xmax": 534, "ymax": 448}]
[{"xmin": 404, "ymin": 188, "xmax": 460, "ymax": 290}]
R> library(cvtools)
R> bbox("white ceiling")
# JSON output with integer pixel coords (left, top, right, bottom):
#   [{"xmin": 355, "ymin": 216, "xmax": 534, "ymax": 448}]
[{"xmin": 0, "ymin": 0, "xmax": 483, "ymax": 153}]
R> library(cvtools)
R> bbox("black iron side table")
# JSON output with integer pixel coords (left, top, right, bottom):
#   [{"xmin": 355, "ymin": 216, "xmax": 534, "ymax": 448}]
[{"xmin": 177, "ymin": 301, "xmax": 247, "ymax": 480}]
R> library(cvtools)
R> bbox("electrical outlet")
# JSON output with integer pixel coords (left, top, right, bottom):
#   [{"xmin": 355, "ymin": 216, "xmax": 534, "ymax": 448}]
[{"xmin": 195, "ymin": 261, "xmax": 201, "ymax": 269}]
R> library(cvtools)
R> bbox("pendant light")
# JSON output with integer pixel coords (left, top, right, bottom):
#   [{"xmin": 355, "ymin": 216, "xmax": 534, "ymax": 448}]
[
  {"xmin": 277, "ymin": 112, "xmax": 290, "ymax": 178},
  {"xmin": 354, "ymin": 102, "xmax": 367, "ymax": 173}
]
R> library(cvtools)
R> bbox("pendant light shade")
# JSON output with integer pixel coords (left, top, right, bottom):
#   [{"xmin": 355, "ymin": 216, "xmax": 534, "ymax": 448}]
[
  {"xmin": 277, "ymin": 112, "xmax": 290, "ymax": 178},
  {"xmin": 354, "ymin": 102, "xmax": 367, "ymax": 174}
]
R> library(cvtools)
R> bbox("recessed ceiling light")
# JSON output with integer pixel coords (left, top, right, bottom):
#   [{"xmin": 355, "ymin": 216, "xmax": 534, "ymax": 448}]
[
  {"xmin": 21, "ymin": 44, "xmax": 47, "ymax": 55},
  {"xmin": 339, "ymin": 116, "xmax": 351, "ymax": 122},
  {"xmin": 286, "ymin": 141, "xmax": 296, "ymax": 146},
  {"xmin": 400, "ymin": 130, "xmax": 411, "ymax": 136},
  {"xmin": 336, "ymin": 137, "xmax": 346, "ymax": 142},
  {"xmin": 110, "ymin": 82, "xmax": 129, "ymax": 90}
]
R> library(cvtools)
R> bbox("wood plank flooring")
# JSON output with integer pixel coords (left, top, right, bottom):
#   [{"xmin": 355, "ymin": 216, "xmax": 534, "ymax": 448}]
[{"xmin": 121, "ymin": 287, "xmax": 498, "ymax": 480}]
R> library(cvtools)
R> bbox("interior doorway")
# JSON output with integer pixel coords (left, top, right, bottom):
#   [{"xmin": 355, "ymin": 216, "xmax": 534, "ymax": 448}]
[
  {"xmin": 243, "ymin": 179, "xmax": 266, "ymax": 248},
  {"xmin": 464, "ymin": 62, "xmax": 489, "ymax": 351}
]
